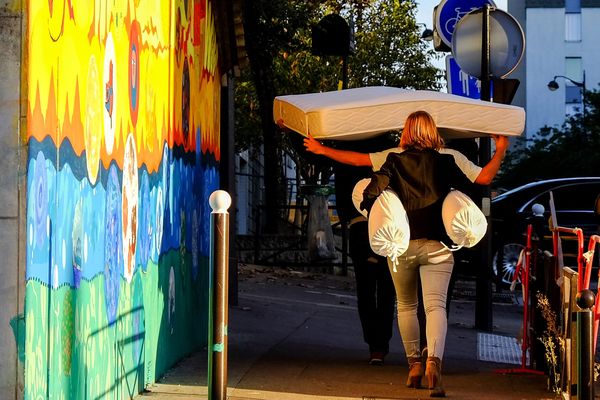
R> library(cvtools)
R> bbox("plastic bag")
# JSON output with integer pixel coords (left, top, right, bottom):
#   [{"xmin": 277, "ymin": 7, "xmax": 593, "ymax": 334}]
[{"xmin": 306, "ymin": 194, "xmax": 337, "ymax": 261}]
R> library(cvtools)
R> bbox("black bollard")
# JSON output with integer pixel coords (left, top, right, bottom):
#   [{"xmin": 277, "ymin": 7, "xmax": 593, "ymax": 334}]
[
  {"xmin": 576, "ymin": 289, "xmax": 595, "ymax": 400},
  {"xmin": 208, "ymin": 190, "xmax": 231, "ymax": 400}
]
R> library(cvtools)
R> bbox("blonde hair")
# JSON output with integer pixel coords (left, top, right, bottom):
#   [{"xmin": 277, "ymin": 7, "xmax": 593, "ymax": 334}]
[{"xmin": 400, "ymin": 111, "xmax": 444, "ymax": 150}]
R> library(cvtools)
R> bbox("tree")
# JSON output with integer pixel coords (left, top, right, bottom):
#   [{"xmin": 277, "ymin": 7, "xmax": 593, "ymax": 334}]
[
  {"xmin": 496, "ymin": 89, "xmax": 600, "ymax": 190},
  {"xmin": 348, "ymin": 1, "xmax": 441, "ymax": 89},
  {"xmin": 238, "ymin": 0, "xmax": 441, "ymax": 233}
]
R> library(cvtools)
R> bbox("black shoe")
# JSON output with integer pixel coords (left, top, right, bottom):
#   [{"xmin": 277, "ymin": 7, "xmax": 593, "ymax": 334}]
[{"xmin": 369, "ymin": 351, "xmax": 385, "ymax": 366}]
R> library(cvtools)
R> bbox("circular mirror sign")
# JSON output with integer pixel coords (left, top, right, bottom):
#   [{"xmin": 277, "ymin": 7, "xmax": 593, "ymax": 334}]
[{"xmin": 451, "ymin": 8, "xmax": 525, "ymax": 79}]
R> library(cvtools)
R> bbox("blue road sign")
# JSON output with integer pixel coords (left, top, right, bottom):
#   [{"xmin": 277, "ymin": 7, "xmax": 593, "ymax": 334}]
[
  {"xmin": 446, "ymin": 55, "xmax": 481, "ymax": 99},
  {"xmin": 436, "ymin": 0, "xmax": 496, "ymax": 48}
]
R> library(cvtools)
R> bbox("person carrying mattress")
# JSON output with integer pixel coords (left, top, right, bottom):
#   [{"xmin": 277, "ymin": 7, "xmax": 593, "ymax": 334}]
[
  {"xmin": 303, "ymin": 111, "xmax": 509, "ymax": 398},
  {"xmin": 360, "ymin": 110, "xmax": 474, "ymax": 396},
  {"xmin": 278, "ymin": 119, "xmax": 398, "ymax": 366},
  {"xmin": 302, "ymin": 113, "xmax": 508, "ymax": 319},
  {"xmin": 330, "ymin": 137, "xmax": 398, "ymax": 367}
]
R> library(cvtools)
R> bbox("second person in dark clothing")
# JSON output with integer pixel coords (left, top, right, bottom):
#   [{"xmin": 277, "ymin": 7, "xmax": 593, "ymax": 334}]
[{"xmin": 330, "ymin": 136, "xmax": 398, "ymax": 366}]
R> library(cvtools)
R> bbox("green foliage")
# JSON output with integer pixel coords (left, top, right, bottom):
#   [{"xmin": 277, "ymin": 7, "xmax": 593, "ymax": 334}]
[
  {"xmin": 348, "ymin": 0, "xmax": 442, "ymax": 89},
  {"xmin": 496, "ymin": 89, "xmax": 600, "ymax": 189},
  {"xmin": 238, "ymin": 0, "xmax": 443, "ymax": 232},
  {"xmin": 235, "ymin": 0, "xmax": 442, "ymax": 153},
  {"xmin": 234, "ymin": 71, "xmax": 263, "ymax": 151}
]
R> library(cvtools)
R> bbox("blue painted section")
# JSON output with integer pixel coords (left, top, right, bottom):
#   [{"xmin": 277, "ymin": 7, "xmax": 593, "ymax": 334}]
[{"xmin": 25, "ymin": 137, "xmax": 217, "ymax": 288}]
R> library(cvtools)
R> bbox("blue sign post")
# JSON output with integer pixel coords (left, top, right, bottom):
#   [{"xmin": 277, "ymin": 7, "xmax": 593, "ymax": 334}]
[
  {"xmin": 446, "ymin": 55, "xmax": 481, "ymax": 99},
  {"xmin": 435, "ymin": 0, "xmax": 496, "ymax": 48}
]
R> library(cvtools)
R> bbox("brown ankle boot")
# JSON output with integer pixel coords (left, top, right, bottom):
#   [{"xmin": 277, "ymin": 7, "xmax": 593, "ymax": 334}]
[
  {"xmin": 425, "ymin": 357, "xmax": 445, "ymax": 397},
  {"xmin": 406, "ymin": 357, "xmax": 424, "ymax": 388}
]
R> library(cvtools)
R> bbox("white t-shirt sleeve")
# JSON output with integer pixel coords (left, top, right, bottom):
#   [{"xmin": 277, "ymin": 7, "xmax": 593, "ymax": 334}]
[
  {"xmin": 369, "ymin": 147, "xmax": 482, "ymax": 182},
  {"xmin": 438, "ymin": 148, "xmax": 482, "ymax": 183},
  {"xmin": 369, "ymin": 148, "xmax": 403, "ymax": 171}
]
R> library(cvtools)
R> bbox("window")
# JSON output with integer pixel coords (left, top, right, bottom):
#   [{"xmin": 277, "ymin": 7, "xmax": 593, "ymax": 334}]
[
  {"xmin": 564, "ymin": 58, "xmax": 583, "ymax": 110},
  {"xmin": 565, "ymin": 0, "xmax": 581, "ymax": 42},
  {"xmin": 565, "ymin": 86, "xmax": 581, "ymax": 104},
  {"xmin": 565, "ymin": 57, "xmax": 582, "ymax": 82}
]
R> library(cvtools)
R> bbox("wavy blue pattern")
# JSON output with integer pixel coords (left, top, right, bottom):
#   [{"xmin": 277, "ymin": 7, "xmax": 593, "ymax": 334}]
[
  {"xmin": 104, "ymin": 164, "xmax": 122, "ymax": 325},
  {"xmin": 138, "ymin": 171, "xmax": 151, "ymax": 271},
  {"xmin": 25, "ymin": 137, "xmax": 219, "ymax": 290},
  {"xmin": 200, "ymin": 166, "xmax": 219, "ymax": 258}
]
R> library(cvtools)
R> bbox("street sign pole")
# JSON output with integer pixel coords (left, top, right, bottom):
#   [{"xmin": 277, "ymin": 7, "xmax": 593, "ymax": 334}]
[
  {"xmin": 475, "ymin": 4, "xmax": 493, "ymax": 332},
  {"xmin": 342, "ymin": 55, "xmax": 348, "ymax": 89}
]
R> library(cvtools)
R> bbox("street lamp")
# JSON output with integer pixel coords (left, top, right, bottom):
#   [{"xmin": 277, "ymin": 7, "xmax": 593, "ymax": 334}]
[
  {"xmin": 547, "ymin": 71, "xmax": 586, "ymax": 115},
  {"xmin": 417, "ymin": 23, "xmax": 434, "ymax": 41}
]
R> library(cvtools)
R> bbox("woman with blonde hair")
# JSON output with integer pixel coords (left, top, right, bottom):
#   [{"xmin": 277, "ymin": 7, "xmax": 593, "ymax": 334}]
[
  {"xmin": 295, "ymin": 110, "xmax": 508, "ymax": 396},
  {"xmin": 399, "ymin": 110, "xmax": 445, "ymax": 150},
  {"xmin": 360, "ymin": 110, "xmax": 475, "ymax": 397}
]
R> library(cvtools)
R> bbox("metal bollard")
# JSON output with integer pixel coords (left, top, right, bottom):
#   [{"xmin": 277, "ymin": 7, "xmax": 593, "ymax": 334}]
[
  {"xmin": 208, "ymin": 190, "xmax": 231, "ymax": 400},
  {"xmin": 576, "ymin": 289, "xmax": 595, "ymax": 400}
]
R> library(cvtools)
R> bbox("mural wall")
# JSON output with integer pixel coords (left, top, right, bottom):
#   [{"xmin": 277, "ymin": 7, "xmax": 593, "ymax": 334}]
[{"xmin": 25, "ymin": 0, "xmax": 221, "ymax": 398}]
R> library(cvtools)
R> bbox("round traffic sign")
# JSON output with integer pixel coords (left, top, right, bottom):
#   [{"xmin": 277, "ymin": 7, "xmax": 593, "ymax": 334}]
[
  {"xmin": 451, "ymin": 8, "xmax": 525, "ymax": 79},
  {"xmin": 435, "ymin": 0, "xmax": 496, "ymax": 48}
]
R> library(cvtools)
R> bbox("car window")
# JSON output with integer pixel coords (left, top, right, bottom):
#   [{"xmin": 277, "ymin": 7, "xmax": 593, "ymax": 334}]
[
  {"xmin": 527, "ymin": 183, "xmax": 600, "ymax": 212},
  {"xmin": 553, "ymin": 183, "xmax": 600, "ymax": 210},
  {"xmin": 525, "ymin": 191, "xmax": 550, "ymax": 213}
]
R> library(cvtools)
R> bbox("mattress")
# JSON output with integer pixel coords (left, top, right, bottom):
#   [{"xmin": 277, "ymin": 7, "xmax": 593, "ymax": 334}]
[{"xmin": 273, "ymin": 86, "xmax": 525, "ymax": 140}]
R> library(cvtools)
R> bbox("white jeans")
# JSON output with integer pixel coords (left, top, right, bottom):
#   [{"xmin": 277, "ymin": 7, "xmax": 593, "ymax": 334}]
[{"xmin": 388, "ymin": 239, "xmax": 453, "ymax": 359}]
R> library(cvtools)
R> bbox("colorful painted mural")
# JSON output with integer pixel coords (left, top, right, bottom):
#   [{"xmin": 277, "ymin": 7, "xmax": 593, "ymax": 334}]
[{"xmin": 25, "ymin": 0, "xmax": 221, "ymax": 398}]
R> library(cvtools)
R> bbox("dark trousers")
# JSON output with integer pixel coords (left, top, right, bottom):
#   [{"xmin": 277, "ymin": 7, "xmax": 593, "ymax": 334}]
[{"xmin": 349, "ymin": 221, "xmax": 396, "ymax": 353}]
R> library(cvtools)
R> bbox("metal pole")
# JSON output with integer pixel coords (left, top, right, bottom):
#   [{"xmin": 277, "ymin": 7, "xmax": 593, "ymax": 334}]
[
  {"xmin": 582, "ymin": 70, "xmax": 586, "ymax": 120},
  {"xmin": 253, "ymin": 206, "xmax": 260, "ymax": 264},
  {"xmin": 520, "ymin": 224, "xmax": 532, "ymax": 369},
  {"xmin": 480, "ymin": 5, "xmax": 491, "ymax": 102},
  {"xmin": 221, "ymin": 71, "xmax": 238, "ymax": 306},
  {"xmin": 208, "ymin": 190, "xmax": 231, "ymax": 400},
  {"xmin": 576, "ymin": 289, "xmax": 595, "ymax": 400},
  {"xmin": 342, "ymin": 55, "xmax": 348, "ymax": 89},
  {"xmin": 341, "ymin": 222, "xmax": 348, "ymax": 275},
  {"xmin": 475, "ymin": 4, "xmax": 493, "ymax": 331}
]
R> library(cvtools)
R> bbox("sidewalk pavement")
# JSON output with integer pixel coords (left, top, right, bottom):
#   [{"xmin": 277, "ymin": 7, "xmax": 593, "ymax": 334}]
[{"xmin": 139, "ymin": 265, "xmax": 557, "ymax": 400}]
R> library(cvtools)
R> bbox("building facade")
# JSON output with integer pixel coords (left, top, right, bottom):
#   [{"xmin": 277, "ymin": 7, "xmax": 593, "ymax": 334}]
[
  {"xmin": 1, "ymin": 1, "xmax": 243, "ymax": 398},
  {"xmin": 508, "ymin": 0, "xmax": 600, "ymax": 140}
]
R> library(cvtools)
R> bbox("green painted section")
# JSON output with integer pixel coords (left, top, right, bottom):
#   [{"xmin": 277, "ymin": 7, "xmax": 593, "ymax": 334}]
[{"xmin": 24, "ymin": 252, "xmax": 209, "ymax": 399}]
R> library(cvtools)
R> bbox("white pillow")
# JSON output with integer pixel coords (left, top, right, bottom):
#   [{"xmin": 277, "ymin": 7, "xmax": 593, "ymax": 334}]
[
  {"xmin": 351, "ymin": 179, "xmax": 410, "ymax": 263},
  {"xmin": 367, "ymin": 189, "xmax": 411, "ymax": 262},
  {"xmin": 442, "ymin": 190, "xmax": 487, "ymax": 248}
]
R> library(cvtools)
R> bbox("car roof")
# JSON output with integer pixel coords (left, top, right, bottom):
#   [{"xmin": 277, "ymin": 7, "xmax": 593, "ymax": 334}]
[{"xmin": 493, "ymin": 177, "xmax": 600, "ymax": 203}]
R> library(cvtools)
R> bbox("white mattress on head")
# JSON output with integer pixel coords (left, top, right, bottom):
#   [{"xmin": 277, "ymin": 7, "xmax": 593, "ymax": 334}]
[{"xmin": 273, "ymin": 86, "xmax": 525, "ymax": 140}]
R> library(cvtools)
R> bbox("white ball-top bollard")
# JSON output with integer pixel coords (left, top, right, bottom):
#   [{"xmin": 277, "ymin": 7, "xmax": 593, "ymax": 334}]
[
  {"xmin": 531, "ymin": 203, "xmax": 545, "ymax": 217},
  {"xmin": 209, "ymin": 190, "xmax": 232, "ymax": 214},
  {"xmin": 208, "ymin": 189, "xmax": 231, "ymax": 400}
]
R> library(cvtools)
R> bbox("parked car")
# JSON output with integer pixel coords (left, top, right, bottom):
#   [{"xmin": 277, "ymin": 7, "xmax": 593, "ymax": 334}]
[{"xmin": 490, "ymin": 177, "xmax": 600, "ymax": 287}]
